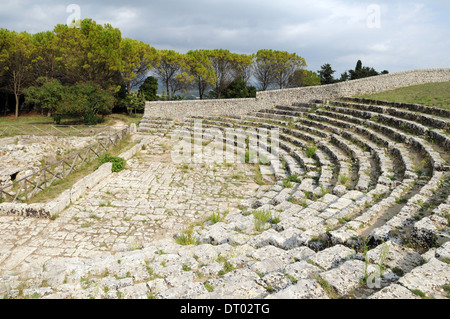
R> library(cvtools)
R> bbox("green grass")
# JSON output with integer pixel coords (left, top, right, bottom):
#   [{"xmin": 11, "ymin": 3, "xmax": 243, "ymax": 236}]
[
  {"xmin": 0, "ymin": 113, "xmax": 121, "ymax": 138},
  {"xmin": 0, "ymin": 113, "xmax": 115, "ymax": 126},
  {"xmin": 252, "ymin": 209, "xmax": 280, "ymax": 232},
  {"xmin": 0, "ymin": 112, "xmax": 141, "ymax": 138},
  {"xmin": 108, "ymin": 113, "xmax": 144, "ymax": 126},
  {"xmin": 306, "ymin": 146, "xmax": 317, "ymax": 158},
  {"xmin": 207, "ymin": 211, "xmax": 228, "ymax": 225},
  {"xmin": 411, "ymin": 289, "xmax": 433, "ymax": 299},
  {"xmin": 358, "ymin": 82, "xmax": 450, "ymax": 110},
  {"xmin": 0, "ymin": 114, "xmax": 53, "ymax": 125}
]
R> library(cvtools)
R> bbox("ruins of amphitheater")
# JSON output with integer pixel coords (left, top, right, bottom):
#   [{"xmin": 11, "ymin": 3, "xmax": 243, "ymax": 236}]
[{"xmin": 0, "ymin": 69, "xmax": 449, "ymax": 300}]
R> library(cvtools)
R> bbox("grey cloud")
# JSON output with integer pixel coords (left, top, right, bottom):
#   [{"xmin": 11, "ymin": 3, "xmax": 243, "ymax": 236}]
[{"xmin": 0, "ymin": 0, "xmax": 448, "ymax": 76}]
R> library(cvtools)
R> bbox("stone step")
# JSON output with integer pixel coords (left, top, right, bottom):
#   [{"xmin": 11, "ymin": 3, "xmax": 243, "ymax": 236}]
[
  {"xmin": 331, "ymin": 100, "xmax": 450, "ymax": 131},
  {"xmin": 321, "ymin": 104, "xmax": 450, "ymax": 158},
  {"xmin": 339, "ymin": 97, "xmax": 450, "ymax": 119}
]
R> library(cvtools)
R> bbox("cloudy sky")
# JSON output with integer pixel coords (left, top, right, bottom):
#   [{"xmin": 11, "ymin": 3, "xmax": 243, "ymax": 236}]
[{"xmin": 1, "ymin": 0, "xmax": 449, "ymax": 76}]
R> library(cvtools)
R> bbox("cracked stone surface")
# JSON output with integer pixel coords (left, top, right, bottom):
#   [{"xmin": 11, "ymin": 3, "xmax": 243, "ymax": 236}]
[{"xmin": 0, "ymin": 134, "xmax": 260, "ymax": 278}]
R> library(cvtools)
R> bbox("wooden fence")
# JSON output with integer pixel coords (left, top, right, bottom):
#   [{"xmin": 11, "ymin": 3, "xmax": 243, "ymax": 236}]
[
  {"xmin": 0, "ymin": 124, "xmax": 114, "ymax": 138},
  {"xmin": 0, "ymin": 126, "xmax": 129, "ymax": 203}
]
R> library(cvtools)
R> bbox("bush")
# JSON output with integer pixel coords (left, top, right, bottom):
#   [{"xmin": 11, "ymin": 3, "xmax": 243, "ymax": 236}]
[
  {"xmin": 222, "ymin": 77, "xmax": 257, "ymax": 99},
  {"xmin": 253, "ymin": 209, "xmax": 272, "ymax": 232},
  {"xmin": 25, "ymin": 79, "xmax": 115, "ymax": 124},
  {"xmin": 96, "ymin": 153, "xmax": 126, "ymax": 172},
  {"xmin": 83, "ymin": 111, "xmax": 106, "ymax": 125},
  {"xmin": 24, "ymin": 77, "xmax": 65, "ymax": 116},
  {"xmin": 306, "ymin": 146, "xmax": 317, "ymax": 158}
]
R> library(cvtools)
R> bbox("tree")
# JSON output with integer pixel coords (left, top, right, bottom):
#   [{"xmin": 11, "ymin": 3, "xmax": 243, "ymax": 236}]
[
  {"xmin": 32, "ymin": 31, "xmax": 57, "ymax": 80},
  {"xmin": 120, "ymin": 38, "xmax": 157, "ymax": 94},
  {"xmin": 348, "ymin": 60, "xmax": 382, "ymax": 80},
  {"xmin": 139, "ymin": 76, "xmax": 159, "ymax": 101},
  {"xmin": 113, "ymin": 85, "xmax": 128, "ymax": 113},
  {"xmin": 254, "ymin": 49, "xmax": 277, "ymax": 91},
  {"xmin": 318, "ymin": 64, "xmax": 336, "ymax": 85},
  {"xmin": 339, "ymin": 71, "xmax": 350, "ymax": 82},
  {"xmin": 57, "ymin": 82, "xmax": 115, "ymax": 124},
  {"xmin": 0, "ymin": 29, "xmax": 13, "ymax": 115},
  {"xmin": 221, "ymin": 77, "xmax": 256, "ymax": 99},
  {"xmin": 24, "ymin": 80, "xmax": 115, "ymax": 124},
  {"xmin": 183, "ymin": 49, "xmax": 216, "ymax": 99},
  {"xmin": 24, "ymin": 77, "xmax": 65, "ymax": 116},
  {"xmin": 53, "ymin": 19, "xmax": 123, "ymax": 90},
  {"xmin": 232, "ymin": 53, "xmax": 254, "ymax": 85},
  {"xmin": 289, "ymin": 69, "xmax": 321, "ymax": 87},
  {"xmin": 124, "ymin": 90, "xmax": 145, "ymax": 115},
  {"xmin": 272, "ymin": 51, "xmax": 307, "ymax": 89},
  {"xmin": 0, "ymin": 31, "xmax": 36, "ymax": 119},
  {"xmin": 151, "ymin": 49, "xmax": 186, "ymax": 100},
  {"xmin": 206, "ymin": 49, "xmax": 237, "ymax": 99}
]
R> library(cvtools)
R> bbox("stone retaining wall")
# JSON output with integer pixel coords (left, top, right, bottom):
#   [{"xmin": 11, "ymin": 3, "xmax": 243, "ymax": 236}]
[
  {"xmin": 144, "ymin": 97, "xmax": 265, "ymax": 121},
  {"xmin": 143, "ymin": 68, "xmax": 450, "ymax": 120}
]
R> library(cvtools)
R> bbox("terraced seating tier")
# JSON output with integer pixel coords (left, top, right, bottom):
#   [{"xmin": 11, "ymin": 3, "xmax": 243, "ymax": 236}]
[{"xmin": 1, "ymin": 95, "xmax": 448, "ymax": 300}]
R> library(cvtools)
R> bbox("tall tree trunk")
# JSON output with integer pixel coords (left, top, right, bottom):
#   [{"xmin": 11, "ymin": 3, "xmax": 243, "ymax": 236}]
[
  {"xmin": 166, "ymin": 81, "xmax": 170, "ymax": 101},
  {"xmin": 14, "ymin": 93, "xmax": 19, "ymax": 120},
  {"xmin": 198, "ymin": 83, "xmax": 203, "ymax": 100},
  {"xmin": 13, "ymin": 70, "xmax": 20, "ymax": 119}
]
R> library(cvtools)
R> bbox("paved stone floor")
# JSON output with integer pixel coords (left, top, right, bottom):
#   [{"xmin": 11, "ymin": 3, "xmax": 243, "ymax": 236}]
[{"xmin": 0, "ymin": 134, "xmax": 260, "ymax": 276}]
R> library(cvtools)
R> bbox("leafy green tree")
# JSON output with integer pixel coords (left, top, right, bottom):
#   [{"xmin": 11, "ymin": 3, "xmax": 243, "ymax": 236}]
[
  {"xmin": 289, "ymin": 69, "xmax": 321, "ymax": 87},
  {"xmin": 32, "ymin": 31, "xmax": 57, "ymax": 80},
  {"xmin": 24, "ymin": 77, "xmax": 65, "ymax": 116},
  {"xmin": 355, "ymin": 60, "xmax": 363, "ymax": 72},
  {"xmin": 182, "ymin": 49, "xmax": 216, "ymax": 99},
  {"xmin": 318, "ymin": 63, "xmax": 336, "ymax": 85},
  {"xmin": 222, "ymin": 77, "xmax": 256, "ymax": 98},
  {"xmin": 113, "ymin": 85, "xmax": 128, "ymax": 113},
  {"xmin": 0, "ymin": 29, "xmax": 13, "ymax": 114},
  {"xmin": 151, "ymin": 49, "xmax": 187, "ymax": 100},
  {"xmin": 254, "ymin": 49, "xmax": 277, "ymax": 91},
  {"xmin": 348, "ymin": 60, "xmax": 384, "ymax": 80},
  {"xmin": 124, "ymin": 90, "xmax": 145, "ymax": 115},
  {"xmin": 0, "ymin": 30, "xmax": 36, "ymax": 119},
  {"xmin": 339, "ymin": 71, "xmax": 350, "ymax": 82},
  {"xmin": 120, "ymin": 38, "xmax": 157, "ymax": 94},
  {"xmin": 139, "ymin": 76, "xmax": 159, "ymax": 101},
  {"xmin": 53, "ymin": 19, "xmax": 123, "ymax": 90},
  {"xmin": 272, "ymin": 51, "xmax": 307, "ymax": 89},
  {"xmin": 206, "ymin": 49, "xmax": 237, "ymax": 99},
  {"xmin": 56, "ymin": 82, "xmax": 115, "ymax": 124},
  {"xmin": 232, "ymin": 53, "xmax": 254, "ymax": 85}
]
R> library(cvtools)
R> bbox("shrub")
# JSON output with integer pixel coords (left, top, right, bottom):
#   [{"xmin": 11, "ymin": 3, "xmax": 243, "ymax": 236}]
[
  {"xmin": 253, "ymin": 210, "xmax": 272, "ymax": 232},
  {"xmin": 339, "ymin": 174, "xmax": 350, "ymax": 185},
  {"xmin": 282, "ymin": 179, "xmax": 293, "ymax": 188},
  {"xmin": 306, "ymin": 146, "xmax": 317, "ymax": 158},
  {"xmin": 287, "ymin": 174, "xmax": 302, "ymax": 183},
  {"xmin": 207, "ymin": 211, "xmax": 227, "ymax": 224},
  {"xmin": 175, "ymin": 232, "xmax": 199, "ymax": 246},
  {"xmin": 204, "ymin": 283, "xmax": 214, "ymax": 292},
  {"xmin": 97, "ymin": 153, "xmax": 126, "ymax": 172},
  {"xmin": 57, "ymin": 81, "xmax": 115, "ymax": 124}
]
